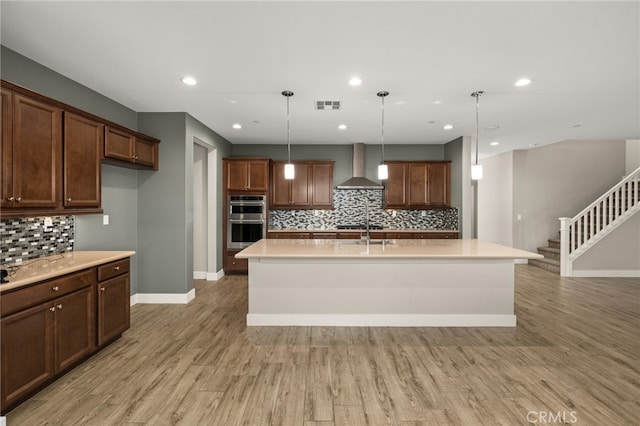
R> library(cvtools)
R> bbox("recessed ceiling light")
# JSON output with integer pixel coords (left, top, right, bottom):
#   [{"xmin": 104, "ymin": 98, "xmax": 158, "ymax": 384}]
[
  {"xmin": 338, "ymin": 124, "xmax": 347, "ymax": 130},
  {"xmin": 443, "ymin": 124, "xmax": 453, "ymax": 130},
  {"xmin": 229, "ymin": 100, "xmax": 237, "ymax": 104},
  {"xmin": 433, "ymin": 100, "xmax": 442, "ymax": 105},
  {"xmin": 485, "ymin": 124, "xmax": 500, "ymax": 131},
  {"xmin": 232, "ymin": 123, "xmax": 242, "ymax": 129},
  {"xmin": 515, "ymin": 78, "xmax": 532, "ymax": 87},
  {"xmin": 490, "ymin": 141, "xmax": 499, "ymax": 146},
  {"xmin": 348, "ymin": 77, "xmax": 362, "ymax": 86},
  {"xmin": 181, "ymin": 76, "xmax": 197, "ymax": 86}
]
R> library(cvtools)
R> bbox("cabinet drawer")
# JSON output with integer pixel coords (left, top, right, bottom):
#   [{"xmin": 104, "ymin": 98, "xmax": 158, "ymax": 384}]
[
  {"xmin": 225, "ymin": 252, "xmax": 248, "ymax": 273},
  {"xmin": 1, "ymin": 269, "xmax": 95, "ymax": 317},
  {"xmin": 97, "ymin": 259, "xmax": 130, "ymax": 282}
]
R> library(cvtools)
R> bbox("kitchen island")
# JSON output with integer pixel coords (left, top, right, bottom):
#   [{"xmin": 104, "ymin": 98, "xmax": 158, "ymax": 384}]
[{"xmin": 236, "ymin": 239, "xmax": 542, "ymax": 327}]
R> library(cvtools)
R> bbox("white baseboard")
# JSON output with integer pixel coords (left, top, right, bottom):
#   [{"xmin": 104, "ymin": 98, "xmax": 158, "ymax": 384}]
[
  {"xmin": 194, "ymin": 270, "xmax": 225, "ymax": 281},
  {"xmin": 572, "ymin": 269, "xmax": 640, "ymax": 278},
  {"xmin": 130, "ymin": 288, "xmax": 196, "ymax": 306},
  {"xmin": 515, "ymin": 259, "xmax": 528, "ymax": 264},
  {"xmin": 246, "ymin": 314, "xmax": 517, "ymax": 327}
]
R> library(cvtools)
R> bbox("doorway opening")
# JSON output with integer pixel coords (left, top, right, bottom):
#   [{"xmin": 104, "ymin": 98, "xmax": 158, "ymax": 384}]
[{"xmin": 193, "ymin": 139, "xmax": 219, "ymax": 280}]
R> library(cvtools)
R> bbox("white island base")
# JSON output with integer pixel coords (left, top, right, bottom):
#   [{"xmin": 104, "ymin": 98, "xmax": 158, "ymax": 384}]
[{"xmin": 237, "ymin": 239, "xmax": 542, "ymax": 327}]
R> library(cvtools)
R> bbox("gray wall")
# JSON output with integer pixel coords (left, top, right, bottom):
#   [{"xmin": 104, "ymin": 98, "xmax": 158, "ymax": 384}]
[
  {"xmin": 443, "ymin": 137, "xmax": 465, "ymax": 235},
  {"xmin": 477, "ymin": 151, "xmax": 514, "ymax": 247}
]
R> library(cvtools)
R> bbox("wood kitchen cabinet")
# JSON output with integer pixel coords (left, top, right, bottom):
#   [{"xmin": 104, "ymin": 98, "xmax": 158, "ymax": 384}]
[
  {"xmin": 224, "ymin": 158, "xmax": 269, "ymax": 192},
  {"xmin": 384, "ymin": 161, "xmax": 450, "ymax": 209},
  {"xmin": 270, "ymin": 160, "xmax": 334, "ymax": 209},
  {"xmin": 104, "ymin": 127, "xmax": 159, "ymax": 170},
  {"xmin": 96, "ymin": 259, "xmax": 130, "ymax": 346},
  {"xmin": 64, "ymin": 112, "xmax": 103, "ymax": 207},
  {"xmin": 224, "ymin": 251, "xmax": 249, "ymax": 274},
  {"xmin": 1, "ymin": 91, "xmax": 62, "ymax": 209},
  {"xmin": 0, "ymin": 269, "xmax": 95, "ymax": 412}
]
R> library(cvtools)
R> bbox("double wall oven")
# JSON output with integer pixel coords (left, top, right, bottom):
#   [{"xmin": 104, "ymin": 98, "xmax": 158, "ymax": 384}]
[{"xmin": 227, "ymin": 195, "xmax": 266, "ymax": 250}]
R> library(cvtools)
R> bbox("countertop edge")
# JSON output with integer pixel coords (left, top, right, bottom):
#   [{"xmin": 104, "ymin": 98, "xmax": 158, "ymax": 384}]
[{"xmin": 1, "ymin": 251, "xmax": 136, "ymax": 292}]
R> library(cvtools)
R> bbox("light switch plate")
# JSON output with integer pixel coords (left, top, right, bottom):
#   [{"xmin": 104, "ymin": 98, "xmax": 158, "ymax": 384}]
[{"xmin": 103, "ymin": 215, "xmax": 110, "ymax": 225}]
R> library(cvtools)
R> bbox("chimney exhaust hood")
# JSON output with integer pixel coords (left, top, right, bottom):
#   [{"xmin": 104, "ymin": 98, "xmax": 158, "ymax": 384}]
[{"xmin": 336, "ymin": 143, "xmax": 384, "ymax": 190}]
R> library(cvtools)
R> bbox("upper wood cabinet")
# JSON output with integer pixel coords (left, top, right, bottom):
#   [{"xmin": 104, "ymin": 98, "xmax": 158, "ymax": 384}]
[
  {"xmin": 1, "ymin": 92, "xmax": 62, "ymax": 209},
  {"xmin": 270, "ymin": 160, "xmax": 334, "ymax": 209},
  {"xmin": 104, "ymin": 127, "xmax": 159, "ymax": 170},
  {"xmin": 224, "ymin": 158, "xmax": 269, "ymax": 192},
  {"xmin": 384, "ymin": 161, "xmax": 451, "ymax": 209},
  {"xmin": 64, "ymin": 112, "xmax": 103, "ymax": 207}
]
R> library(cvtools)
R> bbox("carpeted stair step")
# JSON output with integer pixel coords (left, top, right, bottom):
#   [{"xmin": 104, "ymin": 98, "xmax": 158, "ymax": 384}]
[
  {"xmin": 537, "ymin": 246, "xmax": 560, "ymax": 261},
  {"xmin": 548, "ymin": 238, "xmax": 560, "ymax": 249},
  {"xmin": 528, "ymin": 257, "xmax": 560, "ymax": 274}
]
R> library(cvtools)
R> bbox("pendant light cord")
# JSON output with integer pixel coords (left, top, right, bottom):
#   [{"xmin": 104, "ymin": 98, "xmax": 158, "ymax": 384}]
[
  {"xmin": 282, "ymin": 90, "xmax": 294, "ymax": 163},
  {"xmin": 471, "ymin": 90, "xmax": 485, "ymax": 166},
  {"xmin": 377, "ymin": 91, "xmax": 389, "ymax": 162}
]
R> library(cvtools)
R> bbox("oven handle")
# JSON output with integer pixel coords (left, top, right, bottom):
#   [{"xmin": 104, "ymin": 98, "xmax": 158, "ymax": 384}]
[{"xmin": 229, "ymin": 219, "xmax": 265, "ymax": 224}]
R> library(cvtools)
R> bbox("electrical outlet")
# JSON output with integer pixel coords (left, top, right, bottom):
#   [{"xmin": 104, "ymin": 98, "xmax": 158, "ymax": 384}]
[
  {"xmin": 43, "ymin": 217, "xmax": 53, "ymax": 233},
  {"xmin": 103, "ymin": 215, "xmax": 110, "ymax": 225}
]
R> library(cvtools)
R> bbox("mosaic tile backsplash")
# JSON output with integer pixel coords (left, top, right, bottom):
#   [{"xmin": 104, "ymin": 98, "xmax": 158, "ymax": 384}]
[
  {"xmin": 1, "ymin": 215, "xmax": 74, "ymax": 264},
  {"xmin": 270, "ymin": 189, "xmax": 458, "ymax": 230}
]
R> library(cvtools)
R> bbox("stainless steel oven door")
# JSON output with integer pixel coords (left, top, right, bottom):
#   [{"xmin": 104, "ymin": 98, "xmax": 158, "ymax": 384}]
[{"xmin": 227, "ymin": 219, "xmax": 266, "ymax": 250}]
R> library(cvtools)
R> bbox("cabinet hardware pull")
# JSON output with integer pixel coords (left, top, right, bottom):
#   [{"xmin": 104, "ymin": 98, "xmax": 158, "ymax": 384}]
[
  {"xmin": 57, "ymin": 304, "xmax": 62, "ymax": 310},
  {"xmin": 100, "ymin": 287, "xmax": 106, "ymax": 291},
  {"xmin": 49, "ymin": 307, "xmax": 56, "ymax": 312},
  {"xmin": 114, "ymin": 266, "xmax": 120, "ymax": 271},
  {"xmin": 52, "ymin": 286, "xmax": 59, "ymax": 291},
  {"xmin": 16, "ymin": 197, "xmax": 21, "ymax": 202},
  {"xmin": 8, "ymin": 196, "xmax": 14, "ymax": 201},
  {"xmin": 67, "ymin": 198, "xmax": 72, "ymax": 202}
]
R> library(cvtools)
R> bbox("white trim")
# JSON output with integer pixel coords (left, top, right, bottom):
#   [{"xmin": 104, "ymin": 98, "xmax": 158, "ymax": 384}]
[
  {"xmin": 130, "ymin": 294, "xmax": 139, "ymax": 306},
  {"xmin": 207, "ymin": 269, "xmax": 225, "ymax": 281},
  {"xmin": 193, "ymin": 270, "xmax": 207, "ymax": 280},
  {"xmin": 515, "ymin": 259, "xmax": 528, "ymax": 264},
  {"xmin": 130, "ymin": 289, "xmax": 196, "ymax": 305},
  {"xmin": 247, "ymin": 314, "xmax": 517, "ymax": 327},
  {"xmin": 571, "ymin": 269, "xmax": 640, "ymax": 278}
]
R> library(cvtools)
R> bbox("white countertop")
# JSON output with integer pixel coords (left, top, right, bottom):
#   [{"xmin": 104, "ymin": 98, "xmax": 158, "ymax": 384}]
[
  {"xmin": 1, "ymin": 251, "xmax": 136, "ymax": 292},
  {"xmin": 268, "ymin": 228, "xmax": 458, "ymax": 233},
  {"xmin": 236, "ymin": 239, "xmax": 542, "ymax": 260}
]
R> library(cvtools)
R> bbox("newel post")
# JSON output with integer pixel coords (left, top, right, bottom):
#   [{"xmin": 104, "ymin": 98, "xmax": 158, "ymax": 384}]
[{"xmin": 559, "ymin": 217, "xmax": 571, "ymax": 277}]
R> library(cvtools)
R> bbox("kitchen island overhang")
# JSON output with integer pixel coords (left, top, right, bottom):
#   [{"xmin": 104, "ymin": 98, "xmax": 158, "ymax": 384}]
[{"xmin": 236, "ymin": 239, "xmax": 542, "ymax": 327}]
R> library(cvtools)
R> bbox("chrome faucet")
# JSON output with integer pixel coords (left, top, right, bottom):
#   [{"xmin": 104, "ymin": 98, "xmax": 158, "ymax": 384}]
[{"xmin": 361, "ymin": 199, "xmax": 370, "ymax": 241}]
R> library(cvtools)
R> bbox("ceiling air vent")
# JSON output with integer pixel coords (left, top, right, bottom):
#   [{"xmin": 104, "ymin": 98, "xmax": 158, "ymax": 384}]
[{"xmin": 315, "ymin": 100, "xmax": 341, "ymax": 110}]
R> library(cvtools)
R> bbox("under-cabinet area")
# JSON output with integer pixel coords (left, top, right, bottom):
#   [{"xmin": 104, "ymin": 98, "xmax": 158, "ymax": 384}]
[
  {"xmin": 0, "ymin": 251, "xmax": 134, "ymax": 414},
  {"xmin": 0, "ymin": 80, "xmax": 160, "ymax": 218}
]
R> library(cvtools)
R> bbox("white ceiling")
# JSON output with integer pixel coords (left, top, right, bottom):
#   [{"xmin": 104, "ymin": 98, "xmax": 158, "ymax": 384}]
[{"xmin": 1, "ymin": 1, "xmax": 638, "ymax": 158}]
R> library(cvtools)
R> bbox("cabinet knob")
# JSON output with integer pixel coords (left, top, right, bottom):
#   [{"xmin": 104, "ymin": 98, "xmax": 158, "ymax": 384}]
[
  {"xmin": 67, "ymin": 198, "xmax": 72, "ymax": 202},
  {"xmin": 8, "ymin": 196, "xmax": 14, "ymax": 201},
  {"xmin": 15, "ymin": 197, "xmax": 21, "ymax": 202},
  {"xmin": 49, "ymin": 307, "xmax": 56, "ymax": 312},
  {"xmin": 114, "ymin": 266, "xmax": 120, "ymax": 271},
  {"xmin": 57, "ymin": 304, "xmax": 63, "ymax": 310},
  {"xmin": 52, "ymin": 286, "xmax": 59, "ymax": 292},
  {"xmin": 100, "ymin": 287, "xmax": 106, "ymax": 291}
]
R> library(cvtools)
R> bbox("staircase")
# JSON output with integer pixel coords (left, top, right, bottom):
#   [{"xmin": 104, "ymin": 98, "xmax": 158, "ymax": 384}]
[
  {"xmin": 557, "ymin": 166, "xmax": 640, "ymax": 277},
  {"xmin": 529, "ymin": 238, "xmax": 561, "ymax": 273}
]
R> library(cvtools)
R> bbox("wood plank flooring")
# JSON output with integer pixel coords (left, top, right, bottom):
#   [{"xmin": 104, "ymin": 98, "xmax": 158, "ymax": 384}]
[{"xmin": 6, "ymin": 265, "xmax": 639, "ymax": 425}]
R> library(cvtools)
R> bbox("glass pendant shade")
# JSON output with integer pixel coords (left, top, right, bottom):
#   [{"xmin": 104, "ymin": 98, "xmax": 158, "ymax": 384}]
[
  {"xmin": 471, "ymin": 164, "xmax": 483, "ymax": 180},
  {"xmin": 378, "ymin": 164, "xmax": 388, "ymax": 180},
  {"xmin": 284, "ymin": 163, "xmax": 295, "ymax": 180}
]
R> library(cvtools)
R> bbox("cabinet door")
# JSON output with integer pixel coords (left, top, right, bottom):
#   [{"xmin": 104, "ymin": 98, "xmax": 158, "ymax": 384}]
[
  {"xmin": 134, "ymin": 137, "xmax": 157, "ymax": 169},
  {"xmin": 1, "ymin": 301, "xmax": 55, "ymax": 409},
  {"xmin": 226, "ymin": 160, "xmax": 249, "ymax": 191},
  {"xmin": 104, "ymin": 126, "xmax": 134, "ymax": 162},
  {"xmin": 311, "ymin": 162, "xmax": 333, "ymax": 208},
  {"xmin": 384, "ymin": 163, "xmax": 407, "ymax": 207},
  {"xmin": 97, "ymin": 274, "xmax": 130, "ymax": 346},
  {"xmin": 290, "ymin": 163, "xmax": 311, "ymax": 207},
  {"xmin": 247, "ymin": 160, "xmax": 268, "ymax": 191},
  {"xmin": 64, "ymin": 112, "xmax": 102, "ymax": 207},
  {"xmin": 408, "ymin": 163, "xmax": 428, "ymax": 206},
  {"xmin": 270, "ymin": 162, "xmax": 291, "ymax": 207},
  {"xmin": 427, "ymin": 163, "xmax": 450, "ymax": 207},
  {"xmin": 54, "ymin": 286, "xmax": 95, "ymax": 371},
  {"xmin": 0, "ymin": 88, "xmax": 12, "ymax": 209},
  {"xmin": 12, "ymin": 94, "xmax": 62, "ymax": 207}
]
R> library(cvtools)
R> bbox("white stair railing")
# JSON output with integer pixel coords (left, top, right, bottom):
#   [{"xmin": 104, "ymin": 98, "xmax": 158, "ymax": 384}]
[{"xmin": 559, "ymin": 166, "xmax": 640, "ymax": 276}]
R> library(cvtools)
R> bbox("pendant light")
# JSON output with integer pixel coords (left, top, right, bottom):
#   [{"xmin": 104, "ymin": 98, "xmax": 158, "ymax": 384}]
[
  {"xmin": 282, "ymin": 90, "xmax": 295, "ymax": 180},
  {"xmin": 470, "ymin": 90, "xmax": 485, "ymax": 180},
  {"xmin": 377, "ymin": 91, "xmax": 389, "ymax": 180}
]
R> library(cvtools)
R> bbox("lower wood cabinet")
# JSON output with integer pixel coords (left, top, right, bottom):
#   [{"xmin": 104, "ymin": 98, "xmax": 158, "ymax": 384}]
[
  {"xmin": 224, "ymin": 251, "xmax": 248, "ymax": 274},
  {"xmin": 0, "ymin": 258, "xmax": 131, "ymax": 414}
]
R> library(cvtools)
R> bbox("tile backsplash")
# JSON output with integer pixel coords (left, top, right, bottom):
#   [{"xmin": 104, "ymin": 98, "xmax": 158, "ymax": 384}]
[
  {"xmin": 270, "ymin": 189, "xmax": 458, "ymax": 230},
  {"xmin": 1, "ymin": 215, "xmax": 74, "ymax": 264}
]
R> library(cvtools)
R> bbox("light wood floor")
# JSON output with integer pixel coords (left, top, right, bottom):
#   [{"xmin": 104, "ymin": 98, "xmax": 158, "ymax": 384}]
[{"xmin": 6, "ymin": 265, "xmax": 639, "ymax": 425}]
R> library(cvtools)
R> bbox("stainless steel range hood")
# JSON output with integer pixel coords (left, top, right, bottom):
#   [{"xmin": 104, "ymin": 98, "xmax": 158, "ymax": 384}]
[{"xmin": 336, "ymin": 143, "xmax": 384, "ymax": 190}]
